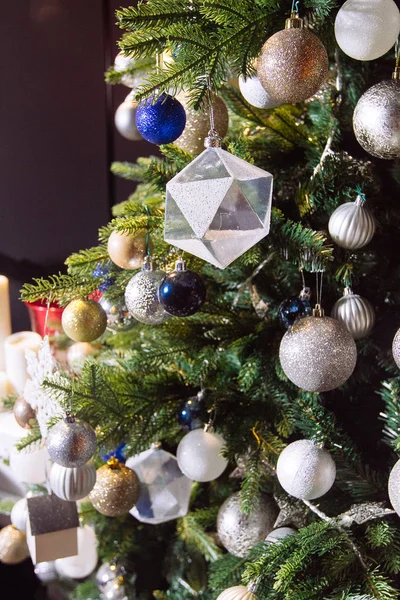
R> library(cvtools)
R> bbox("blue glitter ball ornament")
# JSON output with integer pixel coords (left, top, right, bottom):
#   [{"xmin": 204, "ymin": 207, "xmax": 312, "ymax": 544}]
[
  {"xmin": 136, "ymin": 93, "xmax": 186, "ymax": 145},
  {"xmin": 159, "ymin": 258, "xmax": 206, "ymax": 317},
  {"xmin": 100, "ymin": 443, "xmax": 127, "ymax": 463},
  {"xmin": 93, "ymin": 262, "xmax": 115, "ymax": 292},
  {"xmin": 278, "ymin": 296, "xmax": 312, "ymax": 329},
  {"xmin": 177, "ymin": 394, "xmax": 206, "ymax": 432}
]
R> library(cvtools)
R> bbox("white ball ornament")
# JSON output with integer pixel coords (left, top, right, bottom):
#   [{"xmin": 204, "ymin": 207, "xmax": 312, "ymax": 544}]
[
  {"xmin": 239, "ymin": 75, "xmax": 280, "ymax": 109},
  {"xmin": 331, "ymin": 288, "xmax": 375, "ymax": 339},
  {"xmin": 55, "ymin": 525, "xmax": 98, "ymax": 579},
  {"xmin": 216, "ymin": 586, "xmax": 258, "ymax": 600},
  {"xmin": 334, "ymin": 0, "xmax": 400, "ymax": 61},
  {"xmin": 114, "ymin": 51, "xmax": 146, "ymax": 88},
  {"xmin": 277, "ymin": 440, "xmax": 336, "ymax": 500},
  {"xmin": 176, "ymin": 428, "xmax": 228, "ymax": 482},
  {"xmin": 328, "ymin": 196, "xmax": 375, "ymax": 250},
  {"xmin": 10, "ymin": 442, "xmax": 51, "ymax": 484},
  {"xmin": 50, "ymin": 462, "xmax": 96, "ymax": 501},
  {"xmin": 10, "ymin": 498, "xmax": 28, "ymax": 532},
  {"xmin": 265, "ymin": 527, "xmax": 296, "ymax": 543},
  {"xmin": 392, "ymin": 328, "xmax": 400, "ymax": 369},
  {"xmin": 388, "ymin": 459, "xmax": 400, "ymax": 516},
  {"xmin": 115, "ymin": 93, "xmax": 142, "ymax": 141}
]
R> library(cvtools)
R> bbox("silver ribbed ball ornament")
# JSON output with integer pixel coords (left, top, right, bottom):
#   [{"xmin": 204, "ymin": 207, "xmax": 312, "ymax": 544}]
[
  {"xmin": 279, "ymin": 309, "xmax": 357, "ymax": 392},
  {"xmin": 46, "ymin": 414, "xmax": 97, "ymax": 468},
  {"xmin": 216, "ymin": 586, "xmax": 258, "ymax": 600},
  {"xmin": 217, "ymin": 492, "xmax": 278, "ymax": 557},
  {"xmin": 125, "ymin": 259, "xmax": 169, "ymax": 325},
  {"xmin": 388, "ymin": 459, "xmax": 400, "ymax": 516},
  {"xmin": 353, "ymin": 78, "xmax": 400, "ymax": 160},
  {"xmin": 331, "ymin": 288, "xmax": 375, "ymax": 339},
  {"xmin": 98, "ymin": 295, "xmax": 135, "ymax": 332},
  {"xmin": 115, "ymin": 93, "xmax": 142, "ymax": 141},
  {"xmin": 328, "ymin": 196, "xmax": 375, "ymax": 250},
  {"xmin": 392, "ymin": 328, "xmax": 400, "ymax": 368},
  {"xmin": 50, "ymin": 462, "xmax": 96, "ymax": 501},
  {"xmin": 277, "ymin": 440, "xmax": 336, "ymax": 500}
]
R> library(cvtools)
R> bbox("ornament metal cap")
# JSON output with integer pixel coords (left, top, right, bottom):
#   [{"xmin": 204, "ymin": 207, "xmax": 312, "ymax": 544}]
[
  {"xmin": 392, "ymin": 67, "xmax": 400, "ymax": 81},
  {"xmin": 107, "ymin": 457, "xmax": 120, "ymax": 470},
  {"xmin": 175, "ymin": 257, "xmax": 186, "ymax": 271},
  {"xmin": 285, "ymin": 11, "xmax": 303, "ymax": 29},
  {"xmin": 299, "ymin": 286, "xmax": 311, "ymax": 301},
  {"xmin": 151, "ymin": 441, "xmax": 162, "ymax": 450},
  {"xmin": 312, "ymin": 304, "xmax": 325, "ymax": 317},
  {"xmin": 64, "ymin": 412, "xmax": 75, "ymax": 424},
  {"xmin": 142, "ymin": 257, "xmax": 154, "ymax": 271},
  {"xmin": 355, "ymin": 194, "xmax": 366, "ymax": 207},
  {"xmin": 343, "ymin": 287, "xmax": 354, "ymax": 296},
  {"xmin": 204, "ymin": 129, "xmax": 222, "ymax": 148}
]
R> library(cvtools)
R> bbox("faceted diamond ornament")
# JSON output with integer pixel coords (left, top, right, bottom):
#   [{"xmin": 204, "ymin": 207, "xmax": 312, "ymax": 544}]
[
  {"xmin": 125, "ymin": 446, "xmax": 192, "ymax": 525},
  {"xmin": 165, "ymin": 147, "xmax": 273, "ymax": 268}
]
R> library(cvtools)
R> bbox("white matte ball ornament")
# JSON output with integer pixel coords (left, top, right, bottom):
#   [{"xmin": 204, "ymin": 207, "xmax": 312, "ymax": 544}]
[
  {"xmin": 334, "ymin": 0, "xmax": 400, "ymax": 61},
  {"xmin": 114, "ymin": 52, "xmax": 146, "ymax": 89},
  {"xmin": 239, "ymin": 75, "xmax": 280, "ymax": 109},
  {"xmin": 265, "ymin": 527, "xmax": 296, "ymax": 543},
  {"xmin": 115, "ymin": 93, "xmax": 142, "ymax": 141},
  {"xmin": 388, "ymin": 459, "xmax": 400, "ymax": 516},
  {"xmin": 328, "ymin": 196, "xmax": 375, "ymax": 250},
  {"xmin": 10, "ymin": 442, "xmax": 51, "ymax": 484},
  {"xmin": 177, "ymin": 428, "xmax": 228, "ymax": 482},
  {"xmin": 277, "ymin": 440, "xmax": 336, "ymax": 500},
  {"xmin": 331, "ymin": 288, "xmax": 375, "ymax": 339},
  {"xmin": 50, "ymin": 462, "xmax": 96, "ymax": 501},
  {"xmin": 216, "ymin": 586, "xmax": 258, "ymax": 600},
  {"xmin": 55, "ymin": 525, "xmax": 98, "ymax": 579},
  {"xmin": 11, "ymin": 498, "xmax": 28, "ymax": 532},
  {"xmin": 392, "ymin": 328, "xmax": 400, "ymax": 369}
]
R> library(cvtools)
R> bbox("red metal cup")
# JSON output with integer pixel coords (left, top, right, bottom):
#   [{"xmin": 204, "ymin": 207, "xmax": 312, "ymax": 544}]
[{"xmin": 24, "ymin": 300, "xmax": 64, "ymax": 338}]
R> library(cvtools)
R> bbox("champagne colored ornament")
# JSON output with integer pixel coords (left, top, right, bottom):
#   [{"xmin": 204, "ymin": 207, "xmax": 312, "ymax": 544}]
[
  {"xmin": 55, "ymin": 525, "xmax": 98, "ymax": 579},
  {"xmin": 331, "ymin": 287, "xmax": 375, "ymax": 339},
  {"xmin": 177, "ymin": 427, "xmax": 228, "ymax": 482},
  {"xmin": 328, "ymin": 196, "xmax": 375, "ymax": 250},
  {"xmin": 257, "ymin": 12, "xmax": 328, "ymax": 104},
  {"xmin": 98, "ymin": 295, "xmax": 136, "ymax": 332},
  {"xmin": 174, "ymin": 93, "xmax": 229, "ymax": 155},
  {"xmin": 89, "ymin": 458, "xmax": 140, "ymax": 517},
  {"xmin": 159, "ymin": 258, "xmax": 206, "ymax": 317},
  {"xmin": 67, "ymin": 342, "xmax": 96, "ymax": 372},
  {"xmin": 388, "ymin": 459, "xmax": 400, "ymax": 516},
  {"xmin": 164, "ymin": 134, "xmax": 273, "ymax": 269},
  {"xmin": 114, "ymin": 51, "xmax": 146, "ymax": 89},
  {"xmin": 11, "ymin": 498, "xmax": 28, "ymax": 532},
  {"xmin": 277, "ymin": 440, "xmax": 336, "ymax": 500},
  {"xmin": 62, "ymin": 299, "xmax": 107, "ymax": 342},
  {"xmin": 216, "ymin": 585, "xmax": 258, "ymax": 600},
  {"xmin": 13, "ymin": 396, "xmax": 36, "ymax": 429},
  {"xmin": 50, "ymin": 462, "xmax": 96, "ymax": 501},
  {"xmin": 334, "ymin": 0, "xmax": 400, "ymax": 61},
  {"xmin": 279, "ymin": 308, "xmax": 357, "ymax": 392},
  {"xmin": 239, "ymin": 75, "xmax": 280, "ymax": 109},
  {"xmin": 136, "ymin": 93, "xmax": 186, "ymax": 145},
  {"xmin": 353, "ymin": 77, "xmax": 400, "ymax": 160},
  {"xmin": 107, "ymin": 230, "xmax": 148, "ymax": 270},
  {"xmin": 46, "ymin": 414, "xmax": 97, "ymax": 468},
  {"xmin": 217, "ymin": 492, "xmax": 278, "ymax": 557},
  {"xmin": 115, "ymin": 92, "xmax": 142, "ymax": 141},
  {"xmin": 392, "ymin": 328, "xmax": 400, "ymax": 368},
  {"xmin": 0, "ymin": 525, "xmax": 29, "ymax": 565},
  {"xmin": 265, "ymin": 527, "xmax": 296, "ymax": 543},
  {"xmin": 125, "ymin": 258, "xmax": 169, "ymax": 324}
]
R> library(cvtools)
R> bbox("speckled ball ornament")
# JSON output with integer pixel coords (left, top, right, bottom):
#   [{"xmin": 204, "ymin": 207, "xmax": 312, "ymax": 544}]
[
  {"xmin": 107, "ymin": 230, "xmax": 149, "ymax": 270},
  {"xmin": 279, "ymin": 309, "xmax": 357, "ymax": 392},
  {"xmin": 177, "ymin": 428, "xmax": 228, "ymax": 482},
  {"xmin": 266, "ymin": 527, "xmax": 296, "ymax": 543},
  {"xmin": 125, "ymin": 259, "xmax": 169, "ymax": 324},
  {"xmin": 89, "ymin": 458, "xmax": 140, "ymax": 517},
  {"xmin": 388, "ymin": 459, "xmax": 400, "ymax": 516},
  {"xmin": 13, "ymin": 396, "xmax": 36, "ymax": 429},
  {"xmin": 98, "ymin": 295, "xmax": 136, "ymax": 332},
  {"xmin": 46, "ymin": 414, "xmax": 97, "ymax": 468},
  {"xmin": 277, "ymin": 440, "xmax": 336, "ymax": 500},
  {"xmin": 257, "ymin": 13, "xmax": 328, "ymax": 104},
  {"xmin": 331, "ymin": 287, "xmax": 375, "ymax": 339},
  {"xmin": 328, "ymin": 196, "xmax": 376, "ymax": 250},
  {"xmin": 353, "ymin": 78, "xmax": 400, "ymax": 160},
  {"xmin": 216, "ymin": 586, "xmax": 258, "ymax": 600},
  {"xmin": 159, "ymin": 259, "xmax": 206, "ymax": 317},
  {"xmin": 50, "ymin": 462, "xmax": 97, "ymax": 501},
  {"xmin": 392, "ymin": 328, "xmax": 400, "ymax": 368},
  {"xmin": 136, "ymin": 93, "xmax": 186, "ymax": 145},
  {"xmin": 62, "ymin": 299, "xmax": 107, "ymax": 342},
  {"xmin": 174, "ymin": 93, "xmax": 229, "ymax": 155},
  {"xmin": 239, "ymin": 75, "xmax": 280, "ymax": 109},
  {"xmin": 0, "ymin": 525, "xmax": 29, "ymax": 565},
  {"xmin": 115, "ymin": 93, "xmax": 142, "ymax": 141},
  {"xmin": 217, "ymin": 492, "xmax": 278, "ymax": 557}
]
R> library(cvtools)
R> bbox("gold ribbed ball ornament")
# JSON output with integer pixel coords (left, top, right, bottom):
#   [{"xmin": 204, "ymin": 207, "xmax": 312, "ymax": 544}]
[
  {"xmin": 89, "ymin": 458, "xmax": 140, "ymax": 517},
  {"xmin": 107, "ymin": 230, "xmax": 149, "ymax": 270},
  {"xmin": 62, "ymin": 299, "xmax": 107, "ymax": 342},
  {"xmin": 174, "ymin": 93, "xmax": 229, "ymax": 155},
  {"xmin": 13, "ymin": 396, "xmax": 36, "ymax": 429},
  {"xmin": 257, "ymin": 13, "xmax": 328, "ymax": 104},
  {"xmin": 0, "ymin": 525, "xmax": 30, "ymax": 565}
]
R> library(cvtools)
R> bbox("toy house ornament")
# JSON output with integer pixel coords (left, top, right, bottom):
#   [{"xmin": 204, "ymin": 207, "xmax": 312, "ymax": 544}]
[
  {"xmin": 26, "ymin": 494, "xmax": 79, "ymax": 564},
  {"xmin": 164, "ymin": 131, "xmax": 273, "ymax": 268}
]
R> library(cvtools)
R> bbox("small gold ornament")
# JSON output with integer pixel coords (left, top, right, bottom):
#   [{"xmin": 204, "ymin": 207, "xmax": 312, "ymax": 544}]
[
  {"xmin": 13, "ymin": 396, "xmax": 37, "ymax": 429},
  {"xmin": 107, "ymin": 231, "xmax": 149, "ymax": 270},
  {"xmin": 0, "ymin": 525, "xmax": 30, "ymax": 565},
  {"xmin": 89, "ymin": 458, "xmax": 140, "ymax": 517},
  {"xmin": 174, "ymin": 93, "xmax": 229, "ymax": 155},
  {"xmin": 257, "ymin": 13, "xmax": 328, "ymax": 104},
  {"xmin": 62, "ymin": 299, "xmax": 107, "ymax": 342}
]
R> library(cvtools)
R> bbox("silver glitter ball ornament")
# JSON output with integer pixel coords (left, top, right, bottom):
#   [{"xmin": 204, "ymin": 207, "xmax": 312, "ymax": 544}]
[
  {"xmin": 331, "ymin": 287, "xmax": 375, "ymax": 339},
  {"xmin": 125, "ymin": 260, "xmax": 169, "ymax": 325},
  {"xmin": 217, "ymin": 492, "xmax": 278, "ymax": 557},
  {"xmin": 115, "ymin": 93, "xmax": 142, "ymax": 141},
  {"xmin": 279, "ymin": 312, "xmax": 357, "ymax": 392},
  {"xmin": 99, "ymin": 295, "xmax": 136, "ymax": 332},
  {"xmin": 46, "ymin": 414, "xmax": 97, "ymax": 468},
  {"xmin": 328, "ymin": 196, "xmax": 375, "ymax": 250},
  {"xmin": 277, "ymin": 440, "xmax": 336, "ymax": 500},
  {"xmin": 353, "ymin": 78, "xmax": 400, "ymax": 159},
  {"xmin": 392, "ymin": 328, "xmax": 400, "ymax": 368},
  {"xmin": 388, "ymin": 459, "xmax": 400, "ymax": 516},
  {"xmin": 96, "ymin": 562, "xmax": 125, "ymax": 591}
]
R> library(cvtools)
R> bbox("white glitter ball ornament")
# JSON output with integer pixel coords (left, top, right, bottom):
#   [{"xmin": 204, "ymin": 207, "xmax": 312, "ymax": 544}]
[
  {"xmin": 11, "ymin": 499, "xmax": 28, "ymax": 532},
  {"xmin": 50, "ymin": 462, "xmax": 96, "ymax": 501},
  {"xmin": 126, "ymin": 445, "xmax": 192, "ymax": 524},
  {"xmin": 331, "ymin": 287, "xmax": 375, "ymax": 339},
  {"xmin": 177, "ymin": 428, "xmax": 228, "ymax": 482},
  {"xmin": 216, "ymin": 586, "xmax": 258, "ymax": 600},
  {"xmin": 277, "ymin": 440, "xmax": 336, "ymax": 500},
  {"xmin": 328, "ymin": 196, "xmax": 375, "ymax": 250},
  {"xmin": 392, "ymin": 328, "xmax": 400, "ymax": 368},
  {"xmin": 239, "ymin": 75, "xmax": 280, "ymax": 109},
  {"xmin": 55, "ymin": 525, "xmax": 98, "ymax": 579},
  {"xmin": 164, "ymin": 135, "xmax": 273, "ymax": 269},
  {"xmin": 279, "ymin": 311, "xmax": 357, "ymax": 392},
  {"xmin": 335, "ymin": 0, "xmax": 400, "ymax": 61},
  {"xmin": 125, "ymin": 259, "xmax": 169, "ymax": 325},
  {"xmin": 388, "ymin": 459, "xmax": 400, "ymax": 516},
  {"xmin": 265, "ymin": 527, "xmax": 296, "ymax": 543}
]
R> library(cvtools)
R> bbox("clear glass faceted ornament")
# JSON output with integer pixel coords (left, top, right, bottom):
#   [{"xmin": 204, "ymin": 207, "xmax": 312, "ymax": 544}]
[
  {"xmin": 125, "ymin": 446, "xmax": 192, "ymax": 525},
  {"xmin": 165, "ymin": 146, "xmax": 273, "ymax": 268}
]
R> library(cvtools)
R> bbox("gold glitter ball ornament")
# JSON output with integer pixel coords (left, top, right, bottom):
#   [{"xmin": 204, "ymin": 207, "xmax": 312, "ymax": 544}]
[
  {"xmin": 107, "ymin": 230, "xmax": 149, "ymax": 270},
  {"xmin": 174, "ymin": 93, "xmax": 229, "ymax": 155},
  {"xmin": 89, "ymin": 458, "xmax": 140, "ymax": 517},
  {"xmin": 257, "ymin": 16, "xmax": 329, "ymax": 104},
  {"xmin": 0, "ymin": 525, "xmax": 30, "ymax": 565},
  {"xmin": 13, "ymin": 396, "xmax": 36, "ymax": 429},
  {"xmin": 62, "ymin": 299, "xmax": 107, "ymax": 342},
  {"xmin": 279, "ymin": 312, "xmax": 357, "ymax": 392}
]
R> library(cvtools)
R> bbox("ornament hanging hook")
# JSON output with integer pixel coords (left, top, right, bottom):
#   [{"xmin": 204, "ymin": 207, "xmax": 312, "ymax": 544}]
[
  {"xmin": 393, "ymin": 36, "xmax": 400, "ymax": 79},
  {"xmin": 144, "ymin": 204, "xmax": 152, "ymax": 259}
]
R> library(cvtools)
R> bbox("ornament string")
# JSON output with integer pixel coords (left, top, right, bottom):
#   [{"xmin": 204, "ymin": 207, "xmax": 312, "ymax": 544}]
[
  {"xmin": 315, "ymin": 271, "xmax": 324, "ymax": 308},
  {"xmin": 144, "ymin": 204, "xmax": 151, "ymax": 258},
  {"xmin": 290, "ymin": 0, "xmax": 300, "ymax": 14}
]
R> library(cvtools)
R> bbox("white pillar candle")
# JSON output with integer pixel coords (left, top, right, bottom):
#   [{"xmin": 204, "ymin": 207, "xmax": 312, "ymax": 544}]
[
  {"xmin": 5, "ymin": 332, "xmax": 42, "ymax": 394},
  {"xmin": 0, "ymin": 371, "xmax": 15, "ymax": 400},
  {"xmin": 0, "ymin": 276, "xmax": 12, "ymax": 370}
]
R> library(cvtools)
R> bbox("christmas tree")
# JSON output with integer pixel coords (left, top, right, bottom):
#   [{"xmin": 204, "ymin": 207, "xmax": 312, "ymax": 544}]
[{"xmin": 8, "ymin": 0, "xmax": 400, "ymax": 598}]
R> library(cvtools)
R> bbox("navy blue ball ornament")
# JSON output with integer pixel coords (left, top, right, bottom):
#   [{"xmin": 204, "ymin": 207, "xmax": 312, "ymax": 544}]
[
  {"xmin": 158, "ymin": 258, "xmax": 206, "ymax": 317},
  {"xmin": 177, "ymin": 392, "xmax": 206, "ymax": 432},
  {"xmin": 93, "ymin": 262, "xmax": 114, "ymax": 292},
  {"xmin": 279, "ymin": 288, "xmax": 312, "ymax": 329},
  {"xmin": 136, "ymin": 93, "xmax": 186, "ymax": 145},
  {"xmin": 100, "ymin": 443, "xmax": 127, "ymax": 463}
]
